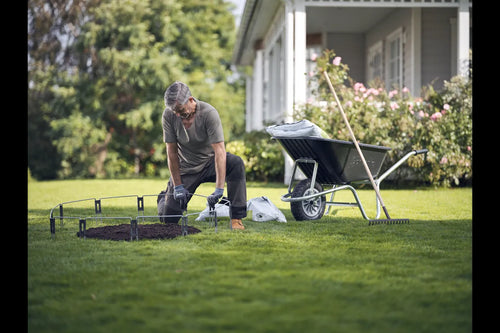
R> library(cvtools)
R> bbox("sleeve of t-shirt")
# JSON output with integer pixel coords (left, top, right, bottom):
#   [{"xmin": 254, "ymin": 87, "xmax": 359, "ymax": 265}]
[
  {"xmin": 162, "ymin": 108, "xmax": 177, "ymax": 143},
  {"xmin": 205, "ymin": 109, "xmax": 225, "ymax": 144}
]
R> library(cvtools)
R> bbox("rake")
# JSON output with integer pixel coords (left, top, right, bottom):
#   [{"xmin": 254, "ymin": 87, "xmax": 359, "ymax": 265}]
[{"xmin": 323, "ymin": 71, "xmax": 409, "ymax": 225}]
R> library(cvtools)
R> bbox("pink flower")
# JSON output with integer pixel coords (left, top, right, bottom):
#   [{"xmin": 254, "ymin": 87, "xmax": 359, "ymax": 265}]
[
  {"xmin": 311, "ymin": 53, "xmax": 317, "ymax": 61},
  {"xmin": 390, "ymin": 102, "xmax": 399, "ymax": 110},
  {"xmin": 467, "ymin": 146, "xmax": 472, "ymax": 151},
  {"xmin": 430, "ymin": 112, "xmax": 442, "ymax": 121},
  {"xmin": 402, "ymin": 87, "xmax": 410, "ymax": 93},
  {"xmin": 440, "ymin": 156, "xmax": 448, "ymax": 165},
  {"xmin": 308, "ymin": 71, "xmax": 314, "ymax": 77},
  {"xmin": 388, "ymin": 89, "xmax": 398, "ymax": 98},
  {"xmin": 443, "ymin": 103, "xmax": 450, "ymax": 110},
  {"xmin": 332, "ymin": 56, "xmax": 342, "ymax": 66},
  {"xmin": 345, "ymin": 101, "xmax": 353, "ymax": 108},
  {"xmin": 353, "ymin": 82, "xmax": 365, "ymax": 92},
  {"xmin": 417, "ymin": 110, "xmax": 425, "ymax": 118}
]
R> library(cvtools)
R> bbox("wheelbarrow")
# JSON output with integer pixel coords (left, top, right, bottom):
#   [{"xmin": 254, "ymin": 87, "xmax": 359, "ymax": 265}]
[{"xmin": 274, "ymin": 136, "xmax": 427, "ymax": 222}]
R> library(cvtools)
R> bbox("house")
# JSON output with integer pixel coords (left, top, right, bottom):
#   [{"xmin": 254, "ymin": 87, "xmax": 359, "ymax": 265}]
[{"xmin": 232, "ymin": 0, "xmax": 472, "ymax": 182}]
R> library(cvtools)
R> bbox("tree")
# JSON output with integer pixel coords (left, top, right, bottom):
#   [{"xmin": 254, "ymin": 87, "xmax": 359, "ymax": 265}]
[
  {"xmin": 28, "ymin": 0, "xmax": 100, "ymax": 179},
  {"xmin": 28, "ymin": 0, "xmax": 245, "ymax": 179}
]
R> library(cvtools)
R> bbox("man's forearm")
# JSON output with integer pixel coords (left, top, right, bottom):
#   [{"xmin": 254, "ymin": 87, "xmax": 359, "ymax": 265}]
[
  {"xmin": 166, "ymin": 143, "xmax": 182, "ymax": 186},
  {"xmin": 212, "ymin": 142, "xmax": 226, "ymax": 189}
]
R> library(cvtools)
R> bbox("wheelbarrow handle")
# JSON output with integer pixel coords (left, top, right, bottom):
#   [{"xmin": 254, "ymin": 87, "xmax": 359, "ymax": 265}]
[
  {"xmin": 414, "ymin": 149, "xmax": 428, "ymax": 155},
  {"xmin": 376, "ymin": 148, "xmax": 427, "ymax": 184}
]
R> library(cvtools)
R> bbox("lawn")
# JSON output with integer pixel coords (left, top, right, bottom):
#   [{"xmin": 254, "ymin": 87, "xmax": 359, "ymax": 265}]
[{"xmin": 28, "ymin": 179, "xmax": 472, "ymax": 332}]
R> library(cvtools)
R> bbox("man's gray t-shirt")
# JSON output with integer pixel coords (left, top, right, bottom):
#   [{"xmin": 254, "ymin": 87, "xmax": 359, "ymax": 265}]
[{"xmin": 162, "ymin": 98, "xmax": 224, "ymax": 175}]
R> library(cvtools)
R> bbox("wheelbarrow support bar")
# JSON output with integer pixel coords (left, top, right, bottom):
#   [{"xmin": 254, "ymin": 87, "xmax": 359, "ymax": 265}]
[{"xmin": 368, "ymin": 149, "xmax": 427, "ymax": 225}]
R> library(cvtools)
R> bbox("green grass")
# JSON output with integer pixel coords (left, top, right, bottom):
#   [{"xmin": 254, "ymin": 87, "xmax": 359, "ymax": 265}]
[{"xmin": 28, "ymin": 179, "xmax": 472, "ymax": 332}]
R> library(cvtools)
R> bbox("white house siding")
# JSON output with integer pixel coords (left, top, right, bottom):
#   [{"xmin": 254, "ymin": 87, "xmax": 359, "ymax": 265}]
[
  {"xmin": 326, "ymin": 33, "xmax": 365, "ymax": 83},
  {"xmin": 421, "ymin": 8, "xmax": 457, "ymax": 89}
]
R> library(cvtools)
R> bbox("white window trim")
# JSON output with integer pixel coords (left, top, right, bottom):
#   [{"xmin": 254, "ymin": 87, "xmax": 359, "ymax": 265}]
[
  {"xmin": 367, "ymin": 41, "xmax": 383, "ymax": 83},
  {"xmin": 385, "ymin": 27, "xmax": 404, "ymax": 90}
]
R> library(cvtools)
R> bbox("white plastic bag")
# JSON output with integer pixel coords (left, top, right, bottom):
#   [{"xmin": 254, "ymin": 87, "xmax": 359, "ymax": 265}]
[
  {"xmin": 195, "ymin": 203, "xmax": 230, "ymax": 221},
  {"xmin": 247, "ymin": 196, "xmax": 287, "ymax": 223},
  {"xmin": 266, "ymin": 120, "xmax": 330, "ymax": 139},
  {"xmin": 196, "ymin": 196, "xmax": 286, "ymax": 223}
]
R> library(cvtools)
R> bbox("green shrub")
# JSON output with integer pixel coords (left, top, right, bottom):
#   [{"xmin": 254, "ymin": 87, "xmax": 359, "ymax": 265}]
[
  {"xmin": 295, "ymin": 49, "xmax": 472, "ymax": 187},
  {"xmin": 226, "ymin": 131, "xmax": 284, "ymax": 182}
]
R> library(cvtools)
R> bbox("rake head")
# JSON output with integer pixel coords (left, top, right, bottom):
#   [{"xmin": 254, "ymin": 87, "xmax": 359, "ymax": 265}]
[
  {"xmin": 368, "ymin": 218, "xmax": 409, "ymax": 225},
  {"xmin": 368, "ymin": 206, "xmax": 409, "ymax": 225}
]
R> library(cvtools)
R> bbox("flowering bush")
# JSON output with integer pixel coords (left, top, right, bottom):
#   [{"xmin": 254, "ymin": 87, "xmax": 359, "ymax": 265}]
[{"xmin": 295, "ymin": 50, "xmax": 472, "ymax": 187}]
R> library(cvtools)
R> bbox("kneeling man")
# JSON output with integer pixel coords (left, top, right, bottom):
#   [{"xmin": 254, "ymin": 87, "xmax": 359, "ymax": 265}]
[{"xmin": 160, "ymin": 81, "xmax": 246, "ymax": 230}]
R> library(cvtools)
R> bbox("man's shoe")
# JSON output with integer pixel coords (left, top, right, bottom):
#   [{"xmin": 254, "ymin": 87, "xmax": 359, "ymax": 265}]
[{"xmin": 231, "ymin": 219, "xmax": 245, "ymax": 230}]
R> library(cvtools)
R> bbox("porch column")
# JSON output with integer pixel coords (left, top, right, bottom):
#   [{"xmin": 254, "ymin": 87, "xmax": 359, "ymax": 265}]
[
  {"xmin": 245, "ymin": 75, "xmax": 253, "ymax": 132},
  {"xmin": 284, "ymin": 1, "xmax": 294, "ymax": 183},
  {"xmin": 251, "ymin": 48, "xmax": 264, "ymax": 130},
  {"xmin": 410, "ymin": 8, "xmax": 421, "ymax": 96},
  {"xmin": 457, "ymin": 0, "xmax": 470, "ymax": 76},
  {"xmin": 284, "ymin": 0, "xmax": 294, "ymax": 123},
  {"xmin": 294, "ymin": 0, "xmax": 307, "ymax": 107}
]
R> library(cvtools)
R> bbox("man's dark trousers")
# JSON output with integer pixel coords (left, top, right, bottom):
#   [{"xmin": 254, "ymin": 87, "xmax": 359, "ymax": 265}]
[{"xmin": 159, "ymin": 152, "xmax": 247, "ymax": 223}]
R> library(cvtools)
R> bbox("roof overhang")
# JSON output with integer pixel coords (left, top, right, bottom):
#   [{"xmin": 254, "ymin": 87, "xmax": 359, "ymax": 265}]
[
  {"xmin": 232, "ymin": 0, "xmax": 472, "ymax": 67},
  {"xmin": 232, "ymin": 0, "xmax": 281, "ymax": 66}
]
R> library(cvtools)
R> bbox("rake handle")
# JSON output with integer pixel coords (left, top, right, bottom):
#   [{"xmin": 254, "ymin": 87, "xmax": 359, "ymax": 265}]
[{"xmin": 322, "ymin": 71, "xmax": 390, "ymax": 219}]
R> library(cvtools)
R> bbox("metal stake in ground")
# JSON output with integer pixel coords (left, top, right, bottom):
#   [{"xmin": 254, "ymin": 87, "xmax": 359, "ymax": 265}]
[
  {"xmin": 181, "ymin": 211, "xmax": 189, "ymax": 236},
  {"xmin": 130, "ymin": 219, "xmax": 138, "ymax": 241},
  {"xmin": 322, "ymin": 71, "xmax": 409, "ymax": 225}
]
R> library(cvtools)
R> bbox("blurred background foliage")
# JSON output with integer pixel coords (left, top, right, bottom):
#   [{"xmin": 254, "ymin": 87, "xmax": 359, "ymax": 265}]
[{"xmin": 28, "ymin": 0, "xmax": 245, "ymax": 179}]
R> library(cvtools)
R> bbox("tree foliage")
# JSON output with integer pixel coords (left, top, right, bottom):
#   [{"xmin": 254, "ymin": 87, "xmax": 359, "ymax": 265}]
[{"xmin": 28, "ymin": 0, "xmax": 244, "ymax": 179}]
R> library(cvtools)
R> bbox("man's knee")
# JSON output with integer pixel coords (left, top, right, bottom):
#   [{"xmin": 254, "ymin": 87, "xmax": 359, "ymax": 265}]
[
  {"xmin": 157, "ymin": 189, "xmax": 182, "ymax": 223},
  {"xmin": 226, "ymin": 153, "xmax": 245, "ymax": 180}
]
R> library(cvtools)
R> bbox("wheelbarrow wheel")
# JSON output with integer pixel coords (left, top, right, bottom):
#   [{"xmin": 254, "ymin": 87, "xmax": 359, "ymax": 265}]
[{"xmin": 290, "ymin": 179, "xmax": 326, "ymax": 221}]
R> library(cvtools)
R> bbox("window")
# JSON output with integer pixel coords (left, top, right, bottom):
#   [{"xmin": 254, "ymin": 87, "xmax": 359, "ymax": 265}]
[
  {"xmin": 385, "ymin": 28, "xmax": 403, "ymax": 90},
  {"xmin": 367, "ymin": 41, "xmax": 383, "ymax": 83}
]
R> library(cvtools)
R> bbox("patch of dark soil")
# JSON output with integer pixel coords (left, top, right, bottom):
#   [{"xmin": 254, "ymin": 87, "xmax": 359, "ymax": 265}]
[{"xmin": 77, "ymin": 223, "xmax": 201, "ymax": 241}]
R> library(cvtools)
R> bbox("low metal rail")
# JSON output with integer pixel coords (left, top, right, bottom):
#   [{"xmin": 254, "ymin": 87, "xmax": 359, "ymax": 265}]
[{"xmin": 49, "ymin": 193, "xmax": 230, "ymax": 240}]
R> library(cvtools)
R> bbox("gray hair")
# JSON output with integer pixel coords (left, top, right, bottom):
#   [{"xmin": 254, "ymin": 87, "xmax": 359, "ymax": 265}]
[{"xmin": 164, "ymin": 81, "xmax": 192, "ymax": 108}]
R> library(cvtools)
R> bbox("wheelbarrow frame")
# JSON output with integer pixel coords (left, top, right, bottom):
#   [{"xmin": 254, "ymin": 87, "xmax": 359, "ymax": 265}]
[{"xmin": 275, "ymin": 136, "xmax": 427, "ymax": 221}]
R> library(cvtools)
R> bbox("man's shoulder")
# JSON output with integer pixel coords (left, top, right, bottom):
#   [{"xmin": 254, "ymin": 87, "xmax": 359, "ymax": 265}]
[
  {"xmin": 162, "ymin": 107, "xmax": 177, "ymax": 123},
  {"xmin": 198, "ymin": 100, "xmax": 218, "ymax": 114},
  {"xmin": 197, "ymin": 100, "xmax": 221, "ymax": 123}
]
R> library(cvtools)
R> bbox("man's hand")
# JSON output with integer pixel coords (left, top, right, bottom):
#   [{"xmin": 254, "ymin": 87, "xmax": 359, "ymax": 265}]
[
  {"xmin": 174, "ymin": 184, "xmax": 189, "ymax": 210},
  {"xmin": 207, "ymin": 187, "xmax": 224, "ymax": 208}
]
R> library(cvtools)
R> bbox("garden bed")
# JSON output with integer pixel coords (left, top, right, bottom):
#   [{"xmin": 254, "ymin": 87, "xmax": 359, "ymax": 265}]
[{"xmin": 76, "ymin": 223, "xmax": 201, "ymax": 241}]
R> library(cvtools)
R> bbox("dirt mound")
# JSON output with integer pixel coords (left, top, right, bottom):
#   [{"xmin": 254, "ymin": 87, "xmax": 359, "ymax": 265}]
[{"xmin": 77, "ymin": 223, "xmax": 201, "ymax": 241}]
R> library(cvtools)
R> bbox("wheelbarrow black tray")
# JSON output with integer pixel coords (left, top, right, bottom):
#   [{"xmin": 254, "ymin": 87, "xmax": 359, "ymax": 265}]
[{"xmin": 273, "ymin": 136, "xmax": 391, "ymax": 185}]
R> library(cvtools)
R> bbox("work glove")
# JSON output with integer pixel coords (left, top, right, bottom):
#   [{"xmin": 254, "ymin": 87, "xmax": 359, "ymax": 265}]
[
  {"xmin": 173, "ymin": 184, "xmax": 190, "ymax": 210},
  {"xmin": 207, "ymin": 187, "xmax": 224, "ymax": 209}
]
